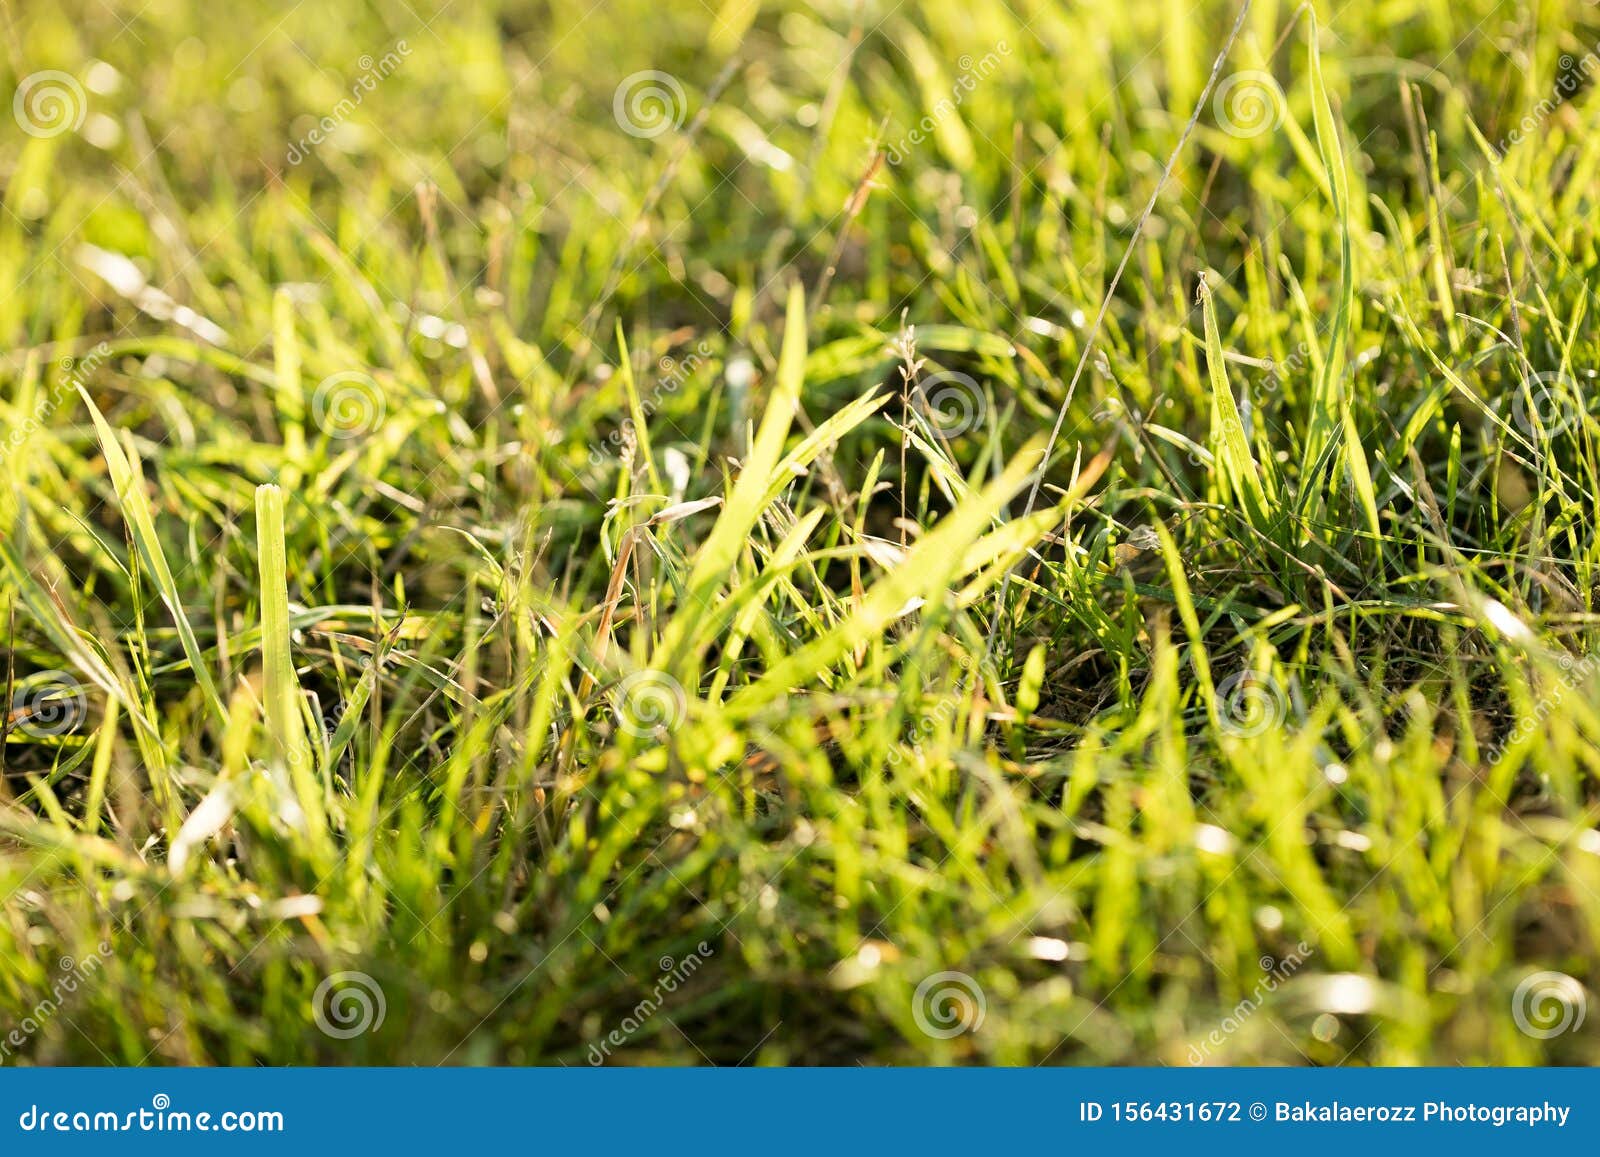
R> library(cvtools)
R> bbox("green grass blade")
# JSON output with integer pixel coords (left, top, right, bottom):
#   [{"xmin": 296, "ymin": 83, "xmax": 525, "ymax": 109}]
[
  {"xmin": 729, "ymin": 436, "xmax": 1050, "ymax": 716},
  {"xmin": 657, "ymin": 281, "xmax": 808, "ymax": 672},
  {"xmin": 78, "ymin": 386, "xmax": 229, "ymax": 727},
  {"xmin": 1200, "ymin": 274, "xmax": 1275, "ymax": 537},
  {"xmin": 255, "ymin": 483, "xmax": 331, "ymax": 857}
]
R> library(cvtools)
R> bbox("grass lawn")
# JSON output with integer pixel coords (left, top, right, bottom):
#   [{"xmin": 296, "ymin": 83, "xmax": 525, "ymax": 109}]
[{"xmin": 3, "ymin": 0, "xmax": 1599, "ymax": 1065}]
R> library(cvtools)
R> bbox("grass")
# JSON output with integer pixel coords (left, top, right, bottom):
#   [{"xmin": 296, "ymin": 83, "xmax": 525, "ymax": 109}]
[{"xmin": 3, "ymin": 0, "xmax": 1600, "ymax": 1065}]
